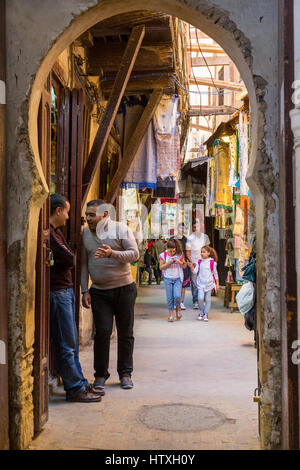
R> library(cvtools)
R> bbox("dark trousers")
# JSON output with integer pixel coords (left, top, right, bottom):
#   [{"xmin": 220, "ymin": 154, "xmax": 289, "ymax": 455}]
[
  {"xmin": 50, "ymin": 287, "xmax": 88, "ymax": 396},
  {"xmin": 139, "ymin": 266, "xmax": 160, "ymax": 285},
  {"xmin": 90, "ymin": 283, "xmax": 137, "ymax": 380}
]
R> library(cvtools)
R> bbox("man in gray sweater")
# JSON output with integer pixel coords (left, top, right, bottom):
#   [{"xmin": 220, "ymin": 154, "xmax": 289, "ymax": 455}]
[{"xmin": 81, "ymin": 199, "xmax": 139, "ymax": 390}]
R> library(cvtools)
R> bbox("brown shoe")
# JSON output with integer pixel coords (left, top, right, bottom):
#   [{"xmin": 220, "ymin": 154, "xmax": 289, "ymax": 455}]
[
  {"xmin": 86, "ymin": 384, "xmax": 105, "ymax": 396},
  {"xmin": 66, "ymin": 389, "xmax": 101, "ymax": 402}
]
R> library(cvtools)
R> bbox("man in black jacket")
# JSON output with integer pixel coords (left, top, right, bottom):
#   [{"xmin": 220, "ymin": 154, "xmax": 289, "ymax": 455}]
[{"xmin": 50, "ymin": 194, "xmax": 102, "ymax": 403}]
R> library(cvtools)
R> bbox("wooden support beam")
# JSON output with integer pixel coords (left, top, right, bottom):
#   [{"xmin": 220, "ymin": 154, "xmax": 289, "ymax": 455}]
[
  {"xmin": 74, "ymin": 30, "xmax": 94, "ymax": 47},
  {"xmin": 86, "ymin": 43, "xmax": 173, "ymax": 75},
  {"xmin": 180, "ymin": 115, "xmax": 190, "ymax": 151},
  {"xmin": 191, "ymin": 56, "xmax": 230, "ymax": 67},
  {"xmin": 81, "ymin": 25, "xmax": 145, "ymax": 207},
  {"xmin": 187, "ymin": 44, "xmax": 225, "ymax": 54},
  {"xmin": 190, "ymin": 124, "xmax": 213, "ymax": 132},
  {"xmin": 188, "ymin": 31, "xmax": 210, "ymax": 39},
  {"xmin": 188, "ymin": 105, "xmax": 237, "ymax": 116},
  {"xmin": 104, "ymin": 89, "xmax": 163, "ymax": 204},
  {"xmin": 189, "ymin": 77, "xmax": 244, "ymax": 91},
  {"xmin": 101, "ymin": 75, "xmax": 174, "ymax": 97}
]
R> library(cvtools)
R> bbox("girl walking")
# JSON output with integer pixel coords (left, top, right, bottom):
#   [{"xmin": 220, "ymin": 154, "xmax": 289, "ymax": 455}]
[
  {"xmin": 160, "ymin": 239, "xmax": 186, "ymax": 322},
  {"xmin": 188, "ymin": 246, "xmax": 219, "ymax": 322}
]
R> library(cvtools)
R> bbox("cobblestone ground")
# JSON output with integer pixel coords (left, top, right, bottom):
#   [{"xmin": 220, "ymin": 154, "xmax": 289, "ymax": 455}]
[{"xmin": 30, "ymin": 285, "xmax": 260, "ymax": 450}]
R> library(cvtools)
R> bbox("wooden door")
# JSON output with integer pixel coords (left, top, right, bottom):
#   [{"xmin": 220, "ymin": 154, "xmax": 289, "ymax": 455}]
[
  {"xmin": 56, "ymin": 87, "xmax": 71, "ymax": 199},
  {"xmin": 33, "ymin": 76, "xmax": 51, "ymax": 434},
  {"xmin": 69, "ymin": 87, "xmax": 92, "ymax": 327}
]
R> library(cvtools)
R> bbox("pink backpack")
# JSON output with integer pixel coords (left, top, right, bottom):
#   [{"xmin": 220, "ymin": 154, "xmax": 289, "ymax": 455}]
[{"xmin": 198, "ymin": 259, "xmax": 216, "ymax": 284}]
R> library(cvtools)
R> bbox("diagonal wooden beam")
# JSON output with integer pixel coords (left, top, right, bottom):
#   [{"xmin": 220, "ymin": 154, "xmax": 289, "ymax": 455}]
[
  {"xmin": 81, "ymin": 25, "xmax": 145, "ymax": 207},
  {"xmin": 191, "ymin": 57, "xmax": 230, "ymax": 67},
  {"xmin": 190, "ymin": 124, "xmax": 213, "ymax": 132},
  {"xmin": 104, "ymin": 89, "xmax": 163, "ymax": 205},
  {"xmin": 187, "ymin": 44, "xmax": 225, "ymax": 54},
  {"xmin": 188, "ymin": 105, "xmax": 237, "ymax": 116},
  {"xmin": 189, "ymin": 77, "xmax": 244, "ymax": 90}
]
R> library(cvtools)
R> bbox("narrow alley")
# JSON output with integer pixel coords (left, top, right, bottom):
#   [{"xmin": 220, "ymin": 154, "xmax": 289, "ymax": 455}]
[
  {"xmin": 30, "ymin": 286, "xmax": 259, "ymax": 450},
  {"xmin": 2, "ymin": 0, "xmax": 300, "ymax": 453}
]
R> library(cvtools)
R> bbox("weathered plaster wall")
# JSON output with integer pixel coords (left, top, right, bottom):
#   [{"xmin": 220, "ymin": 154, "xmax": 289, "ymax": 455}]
[
  {"xmin": 291, "ymin": 0, "xmax": 300, "ymax": 449},
  {"xmin": 6, "ymin": 0, "xmax": 280, "ymax": 449}
]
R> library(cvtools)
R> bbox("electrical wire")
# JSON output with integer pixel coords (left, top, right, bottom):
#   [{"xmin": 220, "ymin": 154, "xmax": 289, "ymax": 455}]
[
  {"xmin": 194, "ymin": 27, "xmax": 237, "ymax": 113},
  {"xmin": 188, "ymin": 24, "xmax": 210, "ymax": 128},
  {"xmin": 74, "ymin": 62, "xmax": 99, "ymax": 105},
  {"xmin": 194, "ymin": 27, "xmax": 219, "ymax": 95}
]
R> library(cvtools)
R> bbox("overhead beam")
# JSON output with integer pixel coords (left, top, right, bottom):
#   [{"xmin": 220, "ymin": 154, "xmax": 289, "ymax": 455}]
[
  {"xmin": 188, "ymin": 31, "xmax": 210, "ymax": 39},
  {"xmin": 104, "ymin": 89, "xmax": 163, "ymax": 204},
  {"xmin": 191, "ymin": 56, "xmax": 230, "ymax": 67},
  {"xmin": 74, "ymin": 30, "xmax": 94, "ymax": 47},
  {"xmin": 187, "ymin": 44, "xmax": 225, "ymax": 54},
  {"xmin": 190, "ymin": 124, "xmax": 213, "ymax": 132},
  {"xmin": 101, "ymin": 75, "xmax": 175, "ymax": 97},
  {"xmin": 82, "ymin": 25, "xmax": 145, "ymax": 207},
  {"xmin": 189, "ymin": 77, "xmax": 245, "ymax": 90},
  {"xmin": 188, "ymin": 105, "xmax": 237, "ymax": 116},
  {"xmin": 86, "ymin": 43, "xmax": 173, "ymax": 75}
]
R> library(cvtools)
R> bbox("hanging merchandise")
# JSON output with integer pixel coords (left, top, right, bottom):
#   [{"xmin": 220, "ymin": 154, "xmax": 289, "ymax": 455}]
[
  {"xmin": 233, "ymin": 204, "xmax": 244, "ymax": 236},
  {"xmin": 248, "ymin": 190, "xmax": 256, "ymax": 235},
  {"xmin": 205, "ymin": 160, "xmax": 211, "ymax": 217},
  {"xmin": 155, "ymin": 133, "xmax": 180, "ymax": 180},
  {"xmin": 122, "ymin": 187, "xmax": 138, "ymax": 211},
  {"xmin": 228, "ymin": 133, "xmax": 239, "ymax": 187},
  {"xmin": 192, "ymin": 181, "xmax": 206, "ymax": 203},
  {"xmin": 213, "ymin": 140, "xmax": 233, "ymax": 210},
  {"xmin": 153, "ymin": 94, "xmax": 178, "ymax": 135},
  {"xmin": 177, "ymin": 179, "xmax": 186, "ymax": 194},
  {"xmin": 161, "ymin": 200, "xmax": 178, "ymax": 238},
  {"xmin": 214, "ymin": 208, "xmax": 226, "ymax": 229},
  {"xmin": 150, "ymin": 198, "xmax": 161, "ymax": 239},
  {"xmin": 205, "ymin": 157, "xmax": 216, "ymax": 216},
  {"xmin": 194, "ymin": 204, "xmax": 205, "ymax": 233},
  {"xmin": 237, "ymin": 111, "xmax": 249, "ymax": 196},
  {"xmin": 238, "ymin": 236, "xmax": 250, "ymax": 278},
  {"xmin": 234, "ymin": 127, "xmax": 240, "ymax": 189},
  {"xmin": 154, "ymin": 177, "xmax": 176, "ymax": 198},
  {"xmin": 116, "ymin": 103, "xmax": 157, "ymax": 189},
  {"xmin": 225, "ymin": 239, "xmax": 235, "ymax": 269},
  {"xmin": 240, "ymin": 195, "xmax": 249, "ymax": 238},
  {"xmin": 153, "ymin": 95, "xmax": 180, "ymax": 180}
]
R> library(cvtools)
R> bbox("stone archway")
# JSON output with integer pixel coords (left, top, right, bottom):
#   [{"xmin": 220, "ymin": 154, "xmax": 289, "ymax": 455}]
[{"xmin": 6, "ymin": 0, "xmax": 280, "ymax": 449}]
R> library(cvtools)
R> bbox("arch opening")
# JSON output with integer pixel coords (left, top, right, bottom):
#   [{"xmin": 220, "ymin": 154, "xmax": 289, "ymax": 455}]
[{"xmin": 7, "ymin": 0, "xmax": 281, "ymax": 451}]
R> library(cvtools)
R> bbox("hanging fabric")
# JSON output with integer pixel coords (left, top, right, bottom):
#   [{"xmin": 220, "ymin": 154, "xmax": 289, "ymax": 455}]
[
  {"xmin": 228, "ymin": 133, "xmax": 238, "ymax": 187},
  {"xmin": 213, "ymin": 139, "xmax": 233, "ymax": 210},
  {"xmin": 153, "ymin": 95, "xmax": 178, "ymax": 135},
  {"xmin": 153, "ymin": 95, "xmax": 179, "ymax": 180},
  {"xmin": 238, "ymin": 111, "xmax": 249, "ymax": 196},
  {"xmin": 154, "ymin": 177, "xmax": 176, "ymax": 198},
  {"xmin": 122, "ymin": 187, "xmax": 138, "ymax": 211},
  {"xmin": 116, "ymin": 104, "xmax": 157, "ymax": 189},
  {"xmin": 248, "ymin": 190, "xmax": 256, "ymax": 235},
  {"xmin": 155, "ymin": 133, "xmax": 180, "ymax": 180},
  {"xmin": 205, "ymin": 156, "xmax": 216, "ymax": 216}
]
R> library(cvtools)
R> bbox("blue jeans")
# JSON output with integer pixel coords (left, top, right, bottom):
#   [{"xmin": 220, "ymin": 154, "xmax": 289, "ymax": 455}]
[
  {"xmin": 164, "ymin": 277, "xmax": 182, "ymax": 310},
  {"xmin": 50, "ymin": 287, "xmax": 88, "ymax": 396},
  {"xmin": 191, "ymin": 272, "xmax": 198, "ymax": 304},
  {"xmin": 198, "ymin": 288, "xmax": 212, "ymax": 316}
]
